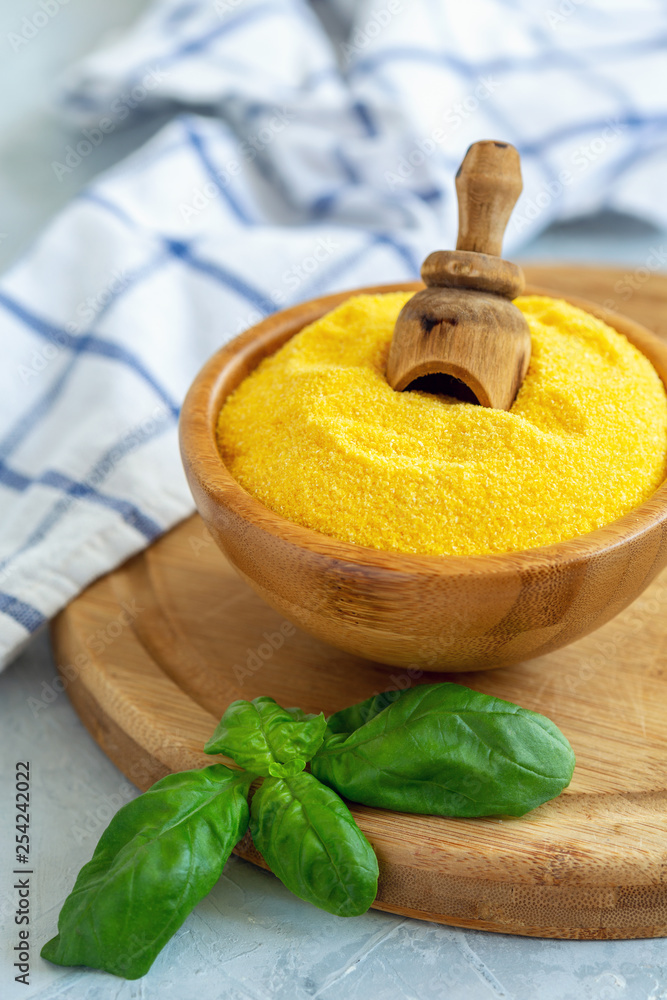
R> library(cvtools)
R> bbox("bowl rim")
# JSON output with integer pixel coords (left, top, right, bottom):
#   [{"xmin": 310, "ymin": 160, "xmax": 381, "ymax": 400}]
[{"xmin": 179, "ymin": 280, "xmax": 667, "ymax": 578}]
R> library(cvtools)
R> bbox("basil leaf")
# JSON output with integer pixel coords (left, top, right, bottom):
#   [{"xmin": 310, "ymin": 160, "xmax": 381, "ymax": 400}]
[
  {"xmin": 41, "ymin": 765, "xmax": 252, "ymax": 980},
  {"xmin": 204, "ymin": 696, "xmax": 326, "ymax": 776},
  {"xmin": 284, "ymin": 706, "xmax": 320, "ymax": 722},
  {"xmin": 250, "ymin": 771, "xmax": 378, "ymax": 917},
  {"xmin": 325, "ymin": 689, "xmax": 405, "ymax": 735},
  {"xmin": 312, "ymin": 683, "xmax": 575, "ymax": 818},
  {"xmin": 268, "ymin": 758, "xmax": 305, "ymax": 778}
]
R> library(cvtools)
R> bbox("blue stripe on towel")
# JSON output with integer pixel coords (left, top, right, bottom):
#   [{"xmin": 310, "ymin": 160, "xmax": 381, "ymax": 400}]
[
  {"xmin": 0, "ymin": 293, "xmax": 180, "ymax": 418},
  {"xmin": 0, "ymin": 593, "xmax": 46, "ymax": 633},
  {"xmin": 184, "ymin": 123, "xmax": 256, "ymax": 224},
  {"xmin": 0, "ymin": 415, "xmax": 174, "ymax": 585},
  {"xmin": 0, "ymin": 462, "xmax": 162, "ymax": 541},
  {"xmin": 164, "ymin": 240, "xmax": 277, "ymax": 314}
]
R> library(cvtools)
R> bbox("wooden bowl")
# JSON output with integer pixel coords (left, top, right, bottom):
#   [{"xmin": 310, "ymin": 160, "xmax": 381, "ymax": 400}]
[{"xmin": 180, "ymin": 282, "xmax": 667, "ymax": 672}]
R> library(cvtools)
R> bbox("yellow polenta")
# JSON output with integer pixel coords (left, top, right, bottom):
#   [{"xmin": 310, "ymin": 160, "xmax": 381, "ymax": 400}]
[{"xmin": 217, "ymin": 294, "xmax": 667, "ymax": 556}]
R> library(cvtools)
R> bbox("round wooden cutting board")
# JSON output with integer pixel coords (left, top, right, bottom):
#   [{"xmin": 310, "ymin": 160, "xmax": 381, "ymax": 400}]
[{"xmin": 52, "ymin": 266, "xmax": 667, "ymax": 941}]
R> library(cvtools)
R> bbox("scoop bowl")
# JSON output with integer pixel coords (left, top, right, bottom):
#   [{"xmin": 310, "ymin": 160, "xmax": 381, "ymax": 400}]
[{"xmin": 179, "ymin": 282, "xmax": 667, "ymax": 672}]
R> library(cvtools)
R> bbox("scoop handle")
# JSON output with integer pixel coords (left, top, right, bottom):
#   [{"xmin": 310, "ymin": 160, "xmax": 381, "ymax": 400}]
[{"xmin": 455, "ymin": 141, "xmax": 523, "ymax": 258}]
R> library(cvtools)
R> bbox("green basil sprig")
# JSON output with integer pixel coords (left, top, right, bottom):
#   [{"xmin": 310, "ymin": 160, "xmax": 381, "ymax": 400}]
[
  {"xmin": 41, "ymin": 765, "xmax": 253, "ymax": 980},
  {"xmin": 204, "ymin": 697, "xmax": 377, "ymax": 911},
  {"xmin": 204, "ymin": 695, "xmax": 326, "ymax": 777},
  {"xmin": 42, "ymin": 686, "xmax": 576, "ymax": 981},
  {"xmin": 311, "ymin": 683, "xmax": 575, "ymax": 817},
  {"xmin": 41, "ymin": 697, "xmax": 373, "ymax": 980},
  {"xmin": 250, "ymin": 771, "xmax": 378, "ymax": 916}
]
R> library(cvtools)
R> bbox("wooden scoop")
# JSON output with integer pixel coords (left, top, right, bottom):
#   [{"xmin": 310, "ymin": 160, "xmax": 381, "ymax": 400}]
[{"xmin": 386, "ymin": 140, "xmax": 531, "ymax": 409}]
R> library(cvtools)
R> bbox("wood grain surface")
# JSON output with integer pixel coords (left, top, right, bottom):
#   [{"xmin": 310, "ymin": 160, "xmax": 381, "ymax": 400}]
[
  {"xmin": 52, "ymin": 266, "xmax": 667, "ymax": 940},
  {"xmin": 456, "ymin": 141, "xmax": 523, "ymax": 257}
]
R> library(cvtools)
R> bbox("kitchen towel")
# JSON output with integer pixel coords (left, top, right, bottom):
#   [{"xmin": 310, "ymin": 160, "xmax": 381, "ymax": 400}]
[{"xmin": 1, "ymin": 0, "xmax": 667, "ymax": 667}]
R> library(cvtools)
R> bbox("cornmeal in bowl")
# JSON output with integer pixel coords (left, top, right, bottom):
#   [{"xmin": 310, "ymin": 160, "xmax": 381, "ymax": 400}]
[{"xmin": 217, "ymin": 293, "xmax": 667, "ymax": 557}]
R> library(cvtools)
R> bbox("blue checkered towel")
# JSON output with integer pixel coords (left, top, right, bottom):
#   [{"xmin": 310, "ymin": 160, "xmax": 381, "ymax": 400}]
[{"xmin": 1, "ymin": 0, "xmax": 667, "ymax": 666}]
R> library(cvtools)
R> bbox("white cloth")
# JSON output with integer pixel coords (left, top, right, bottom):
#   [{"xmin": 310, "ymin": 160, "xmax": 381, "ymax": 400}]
[{"xmin": 1, "ymin": 0, "xmax": 667, "ymax": 666}]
